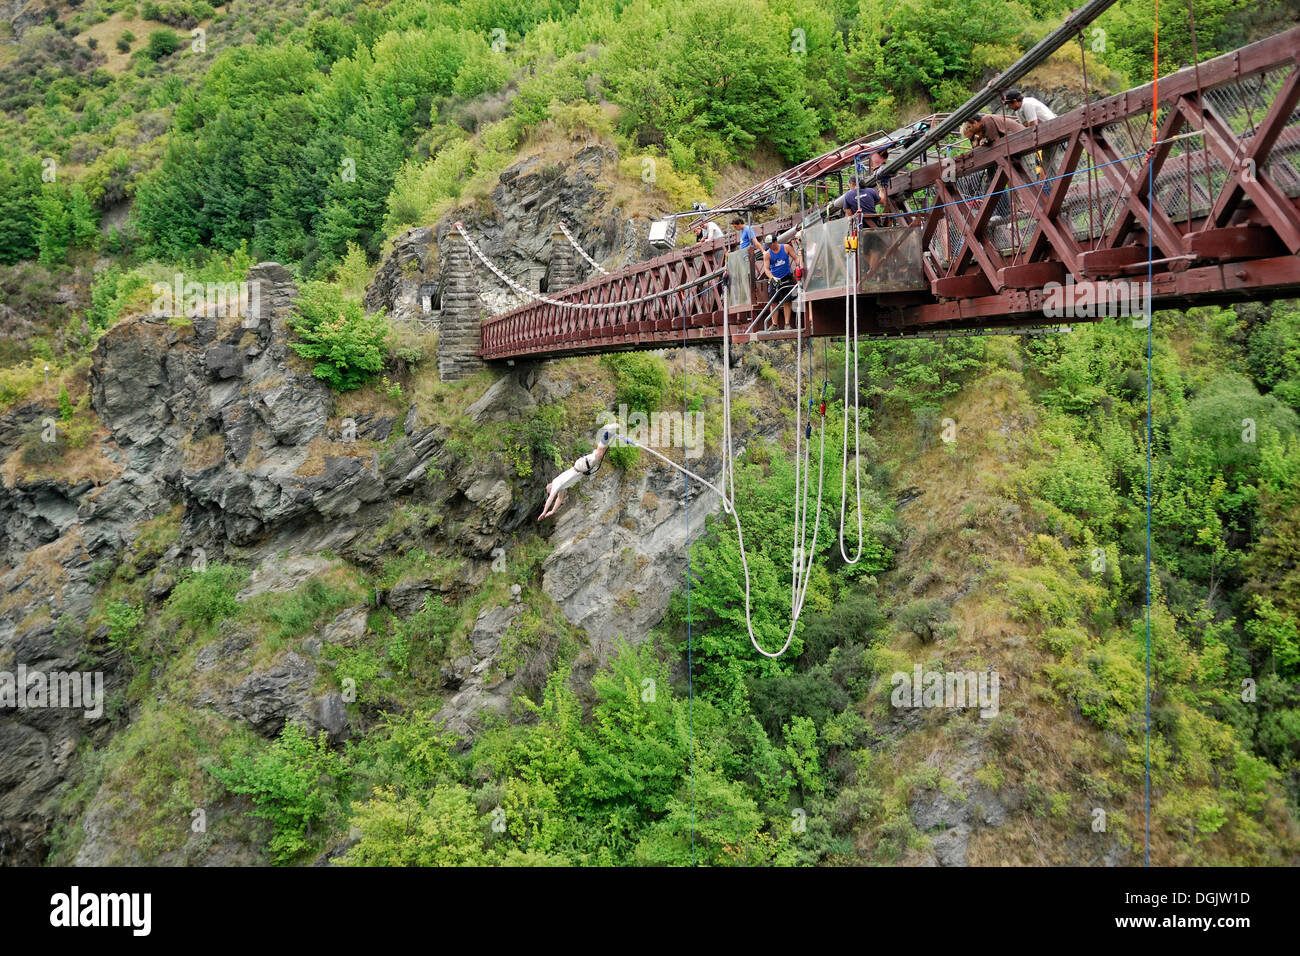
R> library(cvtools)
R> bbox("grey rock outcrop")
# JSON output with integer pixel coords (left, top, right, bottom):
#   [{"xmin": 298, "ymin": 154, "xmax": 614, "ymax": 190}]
[
  {"xmin": 437, "ymin": 145, "xmax": 650, "ymax": 295},
  {"xmin": 0, "ymin": 139, "xmax": 795, "ymax": 865},
  {"xmin": 436, "ymin": 602, "xmax": 524, "ymax": 737},
  {"xmin": 364, "ymin": 226, "xmax": 437, "ymax": 325},
  {"xmin": 908, "ymin": 745, "xmax": 1019, "ymax": 866}
]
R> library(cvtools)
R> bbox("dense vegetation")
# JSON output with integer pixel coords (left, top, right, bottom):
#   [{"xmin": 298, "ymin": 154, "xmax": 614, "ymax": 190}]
[
  {"xmin": 2, "ymin": 0, "xmax": 1286, "ymax": 281},
  {"xmin": 4, "ymin": 0, "xmax": 1300, "ymax": 865}
]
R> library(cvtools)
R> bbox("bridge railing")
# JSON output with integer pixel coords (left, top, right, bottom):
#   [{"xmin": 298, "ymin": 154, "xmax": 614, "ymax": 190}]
[
  {"xmin": 479, "ymin": 214, "xmax": 796, "ymax": 359},
  {"xmin": 477, "ymin": 25, "xmax": 1300, "ymax": 359},
  {"xmin": 890, "ymin": 24, "xmax": 1300, "ymax": 295}
]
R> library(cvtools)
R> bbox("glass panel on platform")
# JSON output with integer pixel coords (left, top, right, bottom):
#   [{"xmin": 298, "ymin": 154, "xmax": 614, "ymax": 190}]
[
  {"xmin": 802, "ymin": 218, "xmax": 852, "ymax": 293},
  {"xmin": 727, "ymin": 248, "xmax": 753, "ymax": 308},
  {"xmin": 857, "ymin": 225, "xmax": 926, "ymax": 293}
]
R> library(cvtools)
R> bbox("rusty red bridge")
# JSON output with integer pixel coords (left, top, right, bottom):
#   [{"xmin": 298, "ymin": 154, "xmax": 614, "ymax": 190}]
[{"xmin": 476, "ymin": 27, "xmax": 1300, "ymax": 361}]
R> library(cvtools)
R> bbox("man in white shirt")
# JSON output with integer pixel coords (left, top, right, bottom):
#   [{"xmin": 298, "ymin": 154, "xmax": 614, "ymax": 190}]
[
  {"xmin": 1003, "ymin": 89, "xmax": 1056, "ymax": 127},
  {"xmin": 1003, "ymin": 89, "xmax": 1060, "ymax": 187},
  {"xmin": 694, "ymin": 219, "xmax": 725, "ymax": 242},
  {"xmin": 538, "ymin": 424, "xmax": 620, "ymax": 520}
]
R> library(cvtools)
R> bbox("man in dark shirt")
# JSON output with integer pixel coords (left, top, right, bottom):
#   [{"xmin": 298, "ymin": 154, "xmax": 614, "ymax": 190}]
[
  {"xmin": 962, "ymin": 113, "xmax": 1027, "ymax": 217},
  {"xmin": 827, "ymin": 176, "xmax": 880, "ymax": 224},
  {"xmin": 964, "ymin": 112, "xmax": 1025, "ymax": 148}
]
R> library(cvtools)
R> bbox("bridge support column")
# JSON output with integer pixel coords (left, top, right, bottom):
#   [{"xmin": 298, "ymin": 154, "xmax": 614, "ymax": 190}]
[
  {"xmin": 436, "ymin": 232, "xmax": 486, "ymax": 382},
  {"xmin": 549, "ymin": 225, "xmax": 578, "ymax": 291}
]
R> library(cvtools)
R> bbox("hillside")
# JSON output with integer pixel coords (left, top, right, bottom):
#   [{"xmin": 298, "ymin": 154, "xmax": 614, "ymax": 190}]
[{"xmin": 1, "ymin": 0, "xmax": 1300, "ymax": 869}]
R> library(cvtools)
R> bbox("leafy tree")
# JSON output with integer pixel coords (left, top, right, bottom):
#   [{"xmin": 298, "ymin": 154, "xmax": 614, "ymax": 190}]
[
  {"xmin": 603, "ymin": 0, "xmax": 821, "ymax": 165},
  {"xmin": 0, "ymin": 159, "xmax": 41, "ymax": 264},
  {"xmin": 211, "ymin": 724, "xmax": 351, "ymax": 864},
  {"xmin": 848, "ymin": 0, "xmax": 1022, "ymax": 108},
  {"xmin": 340, "ymin": 785, "xmax": 488, "ymax": 866},
  {"xmin": 633, "ymin": 769, "xmax": 795, "ymax": 865},
  {"xmin": 1246, "ymin": 302, "xmax": 1300, "ymax": 411},
  {"xmin": 143, "ymin": 29, "xmax": 180, "ymax": 61},
  {"xmin": 289, "ymin": 281, "xmax": 390, "ymax": 391}
]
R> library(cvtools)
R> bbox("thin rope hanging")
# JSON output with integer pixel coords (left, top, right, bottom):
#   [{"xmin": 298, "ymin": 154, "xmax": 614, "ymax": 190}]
[
  {"xmin": 839, "ymin": 247, "xmax": 866, "ymax": 564},
  {"xmin": 610, "ymin": 286, "xmax": 830, "ymax": 659},
  {"xmin": 721, "ymin": 282, "xmax": 828, "ymax": 658},
  {"xmin": 557, "ymin": 221, "xmax": 610, "ymax": 276}
]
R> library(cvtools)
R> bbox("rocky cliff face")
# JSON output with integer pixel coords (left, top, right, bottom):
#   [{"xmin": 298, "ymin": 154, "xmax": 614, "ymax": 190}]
[
  {"xmin": 365, "ymin": 144, "xmax": 657, "ymax": 328},
  {"xmin": 0, "ymin": 157, "xmax": 788, "ymax": 861}
]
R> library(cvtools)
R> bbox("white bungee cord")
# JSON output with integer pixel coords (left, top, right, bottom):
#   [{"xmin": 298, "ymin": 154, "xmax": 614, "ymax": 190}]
[
  {"xmin": 839, "ymin": 248, "xmax": 865, "ymax": 564},
  {"xmin": 613, "ymin": 285, "xmax": 828, "ymax": 659},
  {"xmin": 557, "ymin": 221, "xmax": 611, "ymax": 276}
]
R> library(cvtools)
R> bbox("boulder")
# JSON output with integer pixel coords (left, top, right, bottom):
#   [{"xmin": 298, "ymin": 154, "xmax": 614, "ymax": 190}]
[{"xmin": 219, "ymin": 651, "xmax": 318, "ymax": 736}]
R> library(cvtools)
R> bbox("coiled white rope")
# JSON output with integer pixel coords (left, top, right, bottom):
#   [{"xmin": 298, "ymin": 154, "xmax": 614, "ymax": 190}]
[
  {"xmin": 721, "ymin": 283, "xmax": 826, "ymax": 658},
  {"xmin": 455, "ymin": 221, "xmax": 722, "ymax": 312},
  {"xmin": 557, "ymin": 221, "xmax": 610, "ymax": 276},
  {"xmin": 839, "ymin": 249, "xmax": 865, "ymax": 563},
  {"xmin": 609, "ymin": 284, "xmax": 827, "ymax": 659}
]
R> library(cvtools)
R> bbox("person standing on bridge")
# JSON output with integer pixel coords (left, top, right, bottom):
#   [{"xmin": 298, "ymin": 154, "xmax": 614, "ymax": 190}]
[
  {"xmin": 732, "ymin": 215, "xmax": 758, "ymax": 251},
  {"xmin": 761, "ymin": 233, "xmax": 803, "ymax": 331}
]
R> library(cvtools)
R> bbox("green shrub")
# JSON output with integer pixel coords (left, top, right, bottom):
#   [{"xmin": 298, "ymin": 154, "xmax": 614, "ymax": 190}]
[
  {"xmin": 392, "ymin": 595, "xmax": 456, "ymax": 662},
  {"xmin": 86, "ymin": 265, "xmax": 151, "ymax": 330},
  {"xmin": 210, "ymin": 723, "xmax": 350, "ymax": 864},
  {"xmin": 142, "ymin": 30, "xmax": 179, "ymax": 61},
  {"xmin": 602, "ymin": 351, "xmax": 669, "ymax": 414},
  {"xmin": 897, "ymin": 598, "xmax": 953, "ymax": 643},
  {"xmin": 105, "ymin": 600, "xmax": 144, "ymax": 652},
  {"xmin": 340, "ymin": 785, "xmax": 488, "ymax": 866},
  {"xmin": 0, "ymin": 360, "xmax": 47, "ymax": 412},
  {"xmin": 289, "ymin": 282, "xmax": 389, "ymax": 391},
  {"xmin": 162, "ymin": 563, "xmax": 247, "ymax": 633},
  {"xmin": 244, "ymin": 575, "xmax": 363, "ymax": 644}
]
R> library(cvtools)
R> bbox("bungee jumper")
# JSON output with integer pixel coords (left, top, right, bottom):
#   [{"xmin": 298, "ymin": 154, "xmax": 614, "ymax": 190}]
[{"xmin": 538, "ymin": 422, "xmax": 621, "ymax": 520}]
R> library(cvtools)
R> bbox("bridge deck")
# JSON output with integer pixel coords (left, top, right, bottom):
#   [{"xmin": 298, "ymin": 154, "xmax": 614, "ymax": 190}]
[{"xmin": 477, "ymin": 26, "xmax": 1300, "ymax": 361}]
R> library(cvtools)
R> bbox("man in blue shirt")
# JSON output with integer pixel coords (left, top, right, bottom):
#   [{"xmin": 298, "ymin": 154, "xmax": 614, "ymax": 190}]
[
  {"xmin": 731, "ymin": 215, "xmax": 757, "ymax": 250},
  {"xmin": 761, "ymin": 233, "xmax": 803, "ymax": 331},
  {"xmin": 828, "ymin": 177, "xmax": 881, "ymax": 225}
]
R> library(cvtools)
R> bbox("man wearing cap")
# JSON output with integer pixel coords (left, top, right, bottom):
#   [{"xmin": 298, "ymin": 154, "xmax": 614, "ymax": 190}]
[
  {"xmin": 761, "ymin": 233, "xmax": 803, "ymax": 331},
  {"xmin": 1004, "ymin": 89, "xmax": 1060, "ymax": 187},
  {"xmin": 1003, "ymin": 89, "xmax": 1056, "ymax": 127}
]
